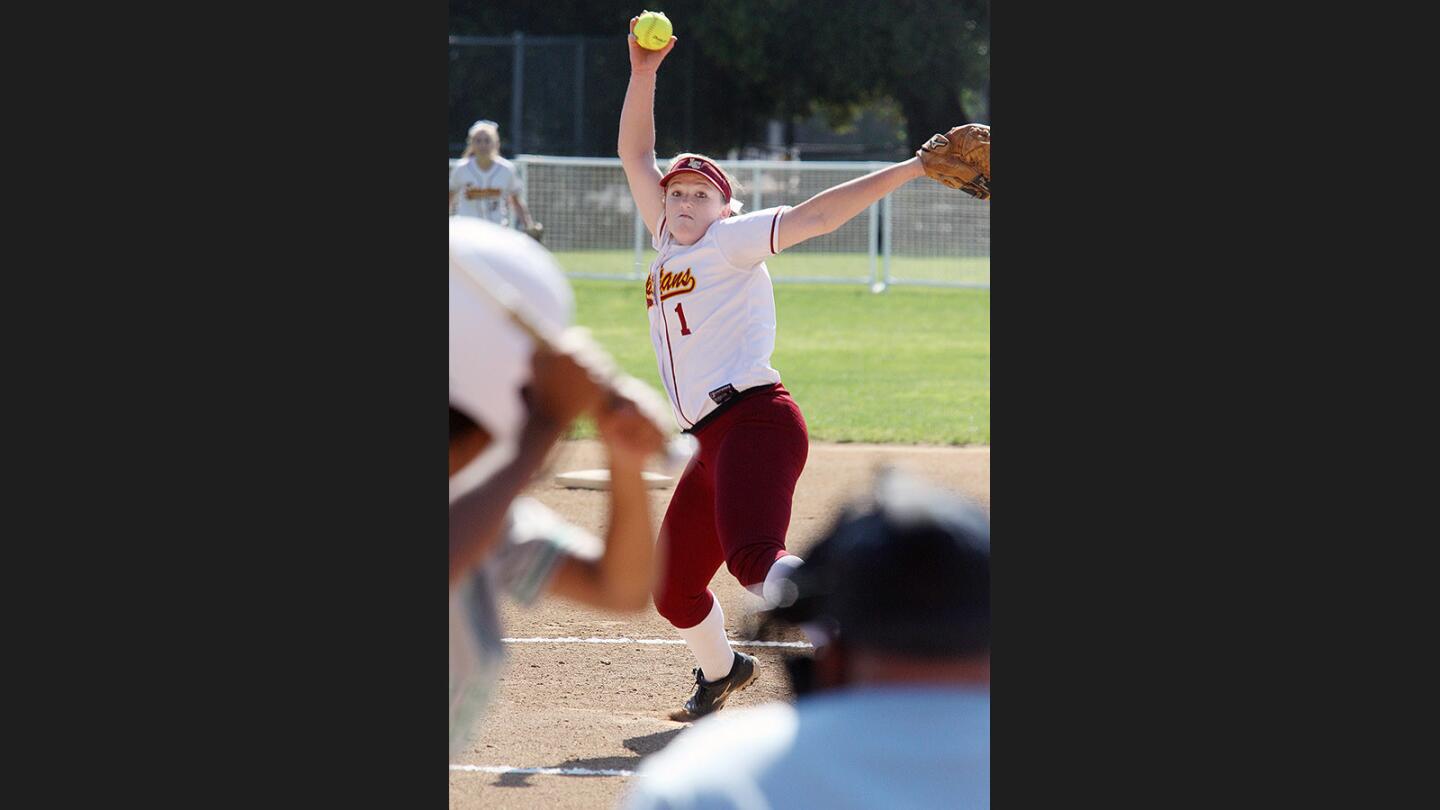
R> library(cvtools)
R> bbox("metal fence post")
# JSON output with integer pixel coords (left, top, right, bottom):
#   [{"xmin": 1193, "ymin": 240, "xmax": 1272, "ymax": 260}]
[
  {"xmin": 882, "ymin": 195, "xmax": 894, "ymax": 287},
  {"xmin": 867, "ymin": 201, "xmax": 880, "ymax": 289},
  {"xmin": 510, "ymin": 32, "xmax": 525, "ymax": 153},
  {"xmin": 573, "ymin": 38, "xmax": 585, "ymax": 154}
]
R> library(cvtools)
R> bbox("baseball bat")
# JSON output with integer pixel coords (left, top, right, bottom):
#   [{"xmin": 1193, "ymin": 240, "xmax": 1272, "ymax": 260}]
[{"xmin": 449, "ymin": 255, "xmax": 698, "ymax": 475}]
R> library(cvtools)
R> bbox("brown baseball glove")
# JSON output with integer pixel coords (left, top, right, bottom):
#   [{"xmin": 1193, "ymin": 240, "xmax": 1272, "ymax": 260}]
[{"xmin": 917, "ymin": 124, "xmax": 990, "ymax": 200}]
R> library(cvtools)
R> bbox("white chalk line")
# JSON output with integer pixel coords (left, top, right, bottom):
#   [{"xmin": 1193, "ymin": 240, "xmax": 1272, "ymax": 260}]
[
  {"xmin": 502, "ymin": 636, "xmax": 812, "ymax": 648},
  {"xmin": 457, "ymin": 638, "xmax": 810, "ymax": 780},
  {"xmin": 450, "ymin": 764, "xmax": 633, "ymax": 777}
]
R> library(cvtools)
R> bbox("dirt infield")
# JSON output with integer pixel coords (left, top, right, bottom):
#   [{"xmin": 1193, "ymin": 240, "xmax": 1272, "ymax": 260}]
[{"xmin": 450, "ymin": 439, "xmax": 990, "ymax": 809}]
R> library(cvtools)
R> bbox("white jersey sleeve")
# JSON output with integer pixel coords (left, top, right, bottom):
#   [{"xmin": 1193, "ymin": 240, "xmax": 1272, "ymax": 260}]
[
  {"xmin": 491, "ymin": 497, "xmax": 601, "ymax": 606},
  {"xmin": 448, "ymin": 162, "xmax": 466, "ymax": 194},
  {"xmin": 710, "ymin": 207, "xmax": 789, "ymax": 269}
]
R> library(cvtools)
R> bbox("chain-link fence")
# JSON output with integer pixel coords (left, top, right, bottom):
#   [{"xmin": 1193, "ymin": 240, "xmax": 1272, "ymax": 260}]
[
  {"xmin": 451, "ymin": 34, "xmax": 692, "ymax": 158},
  {"xmin": 450, "ymin": 155, "xmax": 989, "ymax": 289}
]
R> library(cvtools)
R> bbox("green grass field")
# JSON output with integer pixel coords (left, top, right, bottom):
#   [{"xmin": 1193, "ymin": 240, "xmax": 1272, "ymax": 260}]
[
  {"xmin": 552, "ymin": 250, "xmax": 990, "ymax": 288},
  {"xmin": 563, "ymin": 274, "xmax": 990, "ymax": 446}
]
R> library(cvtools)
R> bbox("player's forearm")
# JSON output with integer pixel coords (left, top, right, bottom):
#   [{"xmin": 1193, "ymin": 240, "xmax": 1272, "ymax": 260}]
[
  {"xmin": 796, "ymin": 158, "xmax": 926, "ymax": 235},
  {"xmin": 511, "ymin": 196, "xmax": 534, "ymax": 227},
  {"xmin": 592, "ymin": 454, "xmax": 655, "ymax": 611},
  {"xmin": 448, "ymin": 414, "xmax": 568, "ymax": 587},
  {"xmin": 618, "ymin": 73, "xmax": 659, "ymax": 163}
]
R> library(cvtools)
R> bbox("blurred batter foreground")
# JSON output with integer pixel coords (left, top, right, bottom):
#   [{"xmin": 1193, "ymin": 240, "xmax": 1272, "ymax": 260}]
[{"xmin": 448, "ymin": 218, "xmax": 669, "ymax": 757}]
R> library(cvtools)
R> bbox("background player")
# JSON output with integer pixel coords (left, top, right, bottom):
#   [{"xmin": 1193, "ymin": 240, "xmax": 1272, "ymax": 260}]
[
  {"xmin": 617, "ymin": 15, "xmax": 959, "ymax": 722},
  {"xmin": 449, "ymin": 118, "xmax": 544, "ymax": 241}
]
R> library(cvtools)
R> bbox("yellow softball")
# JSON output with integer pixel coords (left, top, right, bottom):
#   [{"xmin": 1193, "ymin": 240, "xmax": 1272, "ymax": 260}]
[{"xmin": 634, "ymin": 10, "xmax": 673, "ymax": 51}]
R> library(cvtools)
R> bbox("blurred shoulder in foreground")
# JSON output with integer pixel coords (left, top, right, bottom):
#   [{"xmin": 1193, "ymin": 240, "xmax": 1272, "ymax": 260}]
[{"xmin": 623, "ymin": 467, "xmax": 991, "ymax": 810}]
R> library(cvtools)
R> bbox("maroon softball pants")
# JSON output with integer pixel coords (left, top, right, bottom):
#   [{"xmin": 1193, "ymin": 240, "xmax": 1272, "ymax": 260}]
[{"xmin": 653, "ymin": 384, "xmax": 809, "ymax": 629}]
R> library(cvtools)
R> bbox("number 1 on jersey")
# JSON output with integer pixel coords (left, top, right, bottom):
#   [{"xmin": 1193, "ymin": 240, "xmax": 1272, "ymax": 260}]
[{"xmin": 675, "ymin": 303, "xmax": 692, "ymax": 335}]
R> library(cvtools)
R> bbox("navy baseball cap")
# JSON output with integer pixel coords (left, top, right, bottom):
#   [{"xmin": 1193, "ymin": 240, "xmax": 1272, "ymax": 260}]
[{"xmin": 770, "ymin": 468, "xmax": 990, "ymax": 657}]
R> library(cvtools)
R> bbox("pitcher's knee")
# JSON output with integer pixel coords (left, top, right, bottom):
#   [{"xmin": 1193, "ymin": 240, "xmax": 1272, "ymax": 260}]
[
  {"xmin": 726, "ymin": 543, "xmax": 787, "ymax": 589},
  {"xmin": 654, "ymin": 586, "xmax": 715, "ymax": 629}
]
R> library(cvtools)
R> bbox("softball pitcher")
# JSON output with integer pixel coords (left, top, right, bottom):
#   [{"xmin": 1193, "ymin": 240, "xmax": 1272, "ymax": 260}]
[{"xmin": 618, "ymin": 16, "xmax": 943, "ymax": 721}]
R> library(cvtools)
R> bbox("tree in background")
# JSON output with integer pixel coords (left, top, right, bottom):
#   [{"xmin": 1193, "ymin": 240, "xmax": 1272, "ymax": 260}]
[{"xmin": 449, "ymin": 0, "xmax": 988, "ymax": 156}]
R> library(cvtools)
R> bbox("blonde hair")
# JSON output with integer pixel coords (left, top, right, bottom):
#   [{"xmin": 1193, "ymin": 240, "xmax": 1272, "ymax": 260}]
[
  {"xmin": 664, "ymin": 153, "xmax": 746, "ymax": 213},
  {"xmin": 462, "ymin": 122, "xmax": 500, "ymax": 159}
]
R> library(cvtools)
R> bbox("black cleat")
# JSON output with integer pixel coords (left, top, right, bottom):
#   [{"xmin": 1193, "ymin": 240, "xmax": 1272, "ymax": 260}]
[{"xmin": 668, "ymin": 651, "xmax": 758, "ymax": 722}]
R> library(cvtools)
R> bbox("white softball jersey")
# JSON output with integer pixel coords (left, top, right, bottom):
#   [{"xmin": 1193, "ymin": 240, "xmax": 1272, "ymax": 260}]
[
  {"xmin": 449, "ymin": 156, "xmax": 524, "ymax": 224},
  {"xmin": 646, "ymin": 206, "xmax": 791, "ymax": 430}
]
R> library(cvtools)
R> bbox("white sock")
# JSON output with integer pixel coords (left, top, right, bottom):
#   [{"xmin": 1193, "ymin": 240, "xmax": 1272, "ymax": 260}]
[
  {"xmin": 745, "ymin": 554, "xmax": 805, "ymax": 608},
  {"xmin": 675, "ymin": 599, "xmax": 734, "ymax": 682},
  {"xmin": 739, "ymin": 588, "xmax": 767, "ymax": 616}
]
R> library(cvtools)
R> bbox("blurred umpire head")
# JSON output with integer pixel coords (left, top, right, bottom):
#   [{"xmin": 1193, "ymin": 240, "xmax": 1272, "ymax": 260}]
[{"xmin": 768, "ymin": 467, "xmax": 990, "ymax": 694}]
